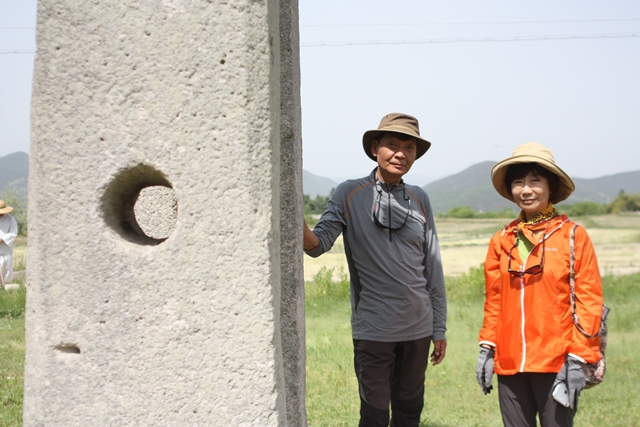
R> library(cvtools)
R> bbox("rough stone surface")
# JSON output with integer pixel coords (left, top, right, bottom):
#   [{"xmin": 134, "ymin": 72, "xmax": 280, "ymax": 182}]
[
  {"xmin": 25, "ymin": 1, "xmax": 304, "ymax": 426},
  {"xmin": 133, "ymin": 186, "xmax": 178, "ymax": 240},
  {"xmin": 278, "ymin": 1, "xmax": 307, "ymax": 426}
]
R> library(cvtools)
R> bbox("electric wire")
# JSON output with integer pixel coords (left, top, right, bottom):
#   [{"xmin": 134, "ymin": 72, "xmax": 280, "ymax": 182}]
[
  {"xmin": 302, "ymin": 33, "xmax": 640, "ymax": 47},
  {"xmin": 0, "ymin": 50, "xmax": 35, "ymax": 54},
  {"xmin": 302, "ymin": 17, "xmax": 640, "ymax": 27}
]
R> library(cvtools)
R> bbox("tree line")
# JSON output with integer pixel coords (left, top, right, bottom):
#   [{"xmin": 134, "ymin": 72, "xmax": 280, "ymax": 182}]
[
  {"xmin": 4, "ymin": 187, "xmax": 638, "ymax": 237},
  {"xmin": 440, "ymin": 191, "xmax": 640, "ymax": 219}
]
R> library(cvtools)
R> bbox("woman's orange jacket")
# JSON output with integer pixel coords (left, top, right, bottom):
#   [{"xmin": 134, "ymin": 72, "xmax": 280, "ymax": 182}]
[{"xmin": 479, "ymin": 214, "xmax": 603, "ymax": 375}]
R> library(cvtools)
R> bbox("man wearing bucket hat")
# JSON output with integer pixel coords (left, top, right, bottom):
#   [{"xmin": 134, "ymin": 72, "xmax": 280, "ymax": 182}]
[
  {"xmin": 0, "ymin": 200, "xmax": 19, "ymax": 287},
  {"xmin": 476, "ymin": 143, "xmax": 604, "ymax": 427},
  {"xmin": 304, "ymin": 113, "xmax": 447, "ymax": 427}
]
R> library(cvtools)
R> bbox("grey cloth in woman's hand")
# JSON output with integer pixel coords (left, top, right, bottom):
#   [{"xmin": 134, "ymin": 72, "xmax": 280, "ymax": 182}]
[{"xmin": 552, "ymin": 356, "xmax": 587, "ymax": 409}]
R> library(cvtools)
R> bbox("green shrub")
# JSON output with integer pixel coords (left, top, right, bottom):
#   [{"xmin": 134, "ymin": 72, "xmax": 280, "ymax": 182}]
[
  {"xmin": 605, "ymin": 191, "xmax": 640, "ymax": 214},
  {"xmin": 304, "ymin": 190, "xmax": 334, "ymax": 215},
  {"xmin": 446, "ymin": 206, "xmax": 476, "ymax": 219},
  {"xmin": 306, "ymin": 266, "xmax": 349, "ymax": 300},
  {"xmin": 476, "ymin": 207, "xmax": 517, "ymax": 219},
  {"xmin": 439, "ymin": 206, "xmax": 516, "ymax": 219},
  {"xmin": 565, "ymin": 201, "xmax": 607, "ymax": 216},
  {"xmin": 445, "ymin": 264, "xmax": 485, "ymax": 303}
]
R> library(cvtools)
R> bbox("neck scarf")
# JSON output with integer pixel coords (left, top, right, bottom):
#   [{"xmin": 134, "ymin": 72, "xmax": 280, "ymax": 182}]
[{"xmin": 516, "ymin": 202, "xmax": 558, "ymax": 244}]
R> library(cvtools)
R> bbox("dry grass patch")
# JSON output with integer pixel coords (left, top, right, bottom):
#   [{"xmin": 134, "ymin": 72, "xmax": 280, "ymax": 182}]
[
  {"xmin": 12, "ymin": 245, "xmax": 26, "ymax": 273},
  {"xmin": 304, "ymin": 215, "xmax": 640, "ymax": 279},
  {"xmin": 578, "ymin": 213, "xmax": 640, "ymax": 229}
]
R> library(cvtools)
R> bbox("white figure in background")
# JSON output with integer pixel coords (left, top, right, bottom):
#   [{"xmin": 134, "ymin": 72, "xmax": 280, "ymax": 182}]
[{"xmin": 0, "ymin": 200, "xmax": 19, "ymax": 286}]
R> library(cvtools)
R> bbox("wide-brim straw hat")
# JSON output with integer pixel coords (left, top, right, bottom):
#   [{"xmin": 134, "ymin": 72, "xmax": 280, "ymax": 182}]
[
  {"xmin": 0, "ymin": 200, "xmax": 14, "ymax": 214},
  {"xmin": 362, "ymin": 113, "xmax": 432, "ymax": 161},
  {"xmin": 491, "ymin": 142, "xmax": 575, "ymax": 204}
]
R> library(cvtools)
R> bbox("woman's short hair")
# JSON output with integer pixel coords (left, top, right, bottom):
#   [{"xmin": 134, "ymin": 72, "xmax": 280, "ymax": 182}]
[{"xmin": 504, "ymin": 162, "xmax": 560, "ymax": 197}]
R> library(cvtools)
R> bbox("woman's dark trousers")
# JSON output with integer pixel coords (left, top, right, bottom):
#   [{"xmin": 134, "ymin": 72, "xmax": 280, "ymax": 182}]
[{"xmin": 498, "ymin": 373, "xmax": 576, "ymax": 427}]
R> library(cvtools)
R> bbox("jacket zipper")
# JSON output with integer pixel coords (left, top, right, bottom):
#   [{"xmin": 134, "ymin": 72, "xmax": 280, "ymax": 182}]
[
  {"xmin": 519, "ymin": 255, "xmax": 528, "ymax": 372},
  {"xmin": 517, "ymin": 219, "xmax": 569, "ymax": 372},
  {"xmin": 388, "ymin": 190, "xmax": 392, "ymax": 242}
]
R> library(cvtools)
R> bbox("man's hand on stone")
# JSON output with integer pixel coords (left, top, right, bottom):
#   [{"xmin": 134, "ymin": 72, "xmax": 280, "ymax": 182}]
[
  {"xmin": 303, "ymin": 220, "xmax": 319, "ymax": 251},
  {"xmin": 430, "ymin": 339, "xmax": 447, "ymax": 365}
]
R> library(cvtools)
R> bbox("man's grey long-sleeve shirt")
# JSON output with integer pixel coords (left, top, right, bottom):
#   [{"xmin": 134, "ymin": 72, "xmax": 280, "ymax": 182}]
[{"xmin": 306, "ymin": 169, "xmax": 447, "ymax": 342}]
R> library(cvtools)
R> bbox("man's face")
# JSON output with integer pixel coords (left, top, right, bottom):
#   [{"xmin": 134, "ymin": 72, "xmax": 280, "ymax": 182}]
[{"xmin": 371, "ymin": 133, "xmax": 417, "ymax": 183}]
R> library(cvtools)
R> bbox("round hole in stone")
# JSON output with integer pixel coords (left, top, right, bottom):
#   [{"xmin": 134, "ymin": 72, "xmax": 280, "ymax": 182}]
[{"xmin": 101, "ymin": 164, "xmax": 177, "ymax": 245}]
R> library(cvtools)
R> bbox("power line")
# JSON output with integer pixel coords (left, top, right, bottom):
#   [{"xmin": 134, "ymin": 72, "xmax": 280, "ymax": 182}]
[
  {"xmin": 4, "ymin": 17, "xmax": 640, "ymax": 31},
  {"xmin": 302, "ymin": 18, "xmax": 640, "ymax": 27},
  {"xmin": 2, "ymin": 33, "xmax": 639, "ymax": 54},
  {"xmin": 0, "ymin": 50, "xmax": 35, "ymax": 55},
  {"xmin": 302, "ymin": 32, "xmax": 640, "ymax": 47}
]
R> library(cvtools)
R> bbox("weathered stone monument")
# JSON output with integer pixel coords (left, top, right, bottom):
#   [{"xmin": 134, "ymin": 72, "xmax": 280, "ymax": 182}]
[{"xmin": 25, "ymin": 1, "xmax": 305, "ymax": 425}]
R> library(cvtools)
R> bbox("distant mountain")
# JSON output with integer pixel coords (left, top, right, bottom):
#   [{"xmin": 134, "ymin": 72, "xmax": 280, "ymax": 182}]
[
  {"xmin": 571, "ymin": 171, "xmax": 640, "ymax": 204},
  {"xmin": 423, "ymin": 161, "xmax": 640, "ymax": 213},
  {"xmin": 303, "ymin": 170, "xmax": 337, "ymax": 198},
  {"xmin": 4, "ymin": 152, "xmax": 637, "ymax": 212},
  {"xmin": 2, "ymin": 155, "xmax": 339, "ymax": 202},
  {"xmin": 0, "ymin": 152, "xmax": 29, "ymax": 203},
  {"xmin": 423, "ymin": 161, "xmax": 507, "ymax": 213}
]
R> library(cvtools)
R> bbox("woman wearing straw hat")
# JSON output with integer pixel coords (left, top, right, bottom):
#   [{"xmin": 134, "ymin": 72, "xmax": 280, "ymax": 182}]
[
  {"xmin": 475, "ymin": 143, "xmax": 604, "ymax": 427},
  {"xmin": 0, "ymin": 200, "xmax": 19, "ymax": 287}
]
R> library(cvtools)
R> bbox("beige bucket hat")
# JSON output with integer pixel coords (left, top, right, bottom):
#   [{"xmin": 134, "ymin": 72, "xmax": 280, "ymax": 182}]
[
  {"xmin": 0, "ymin": 200, "xmax": 14, "ymax": 214},
  {"xmin": 362, "ymin": 113, "xmax": 432, "ymax": 161},
  {"xmin": 491, "ymin": 142, "xmax": 575, "ymax": 204}
]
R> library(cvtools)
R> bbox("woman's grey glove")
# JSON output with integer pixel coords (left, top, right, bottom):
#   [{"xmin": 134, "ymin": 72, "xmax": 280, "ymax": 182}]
[
  {"xmin": 552, "ymin": 356, "xmax": 586, "ymax": 409},
  {"xmin": 476, "ymin": 346, "xmax": 495, "ymax": 395}
]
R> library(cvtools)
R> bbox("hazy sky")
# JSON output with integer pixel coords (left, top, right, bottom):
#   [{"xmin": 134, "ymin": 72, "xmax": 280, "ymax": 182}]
[{"xmin": 2, "ymin": 1, "xmax": 639, "ymax": 186}]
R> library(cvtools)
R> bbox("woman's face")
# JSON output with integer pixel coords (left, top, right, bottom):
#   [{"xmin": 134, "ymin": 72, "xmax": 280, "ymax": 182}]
[{"xmin": 510, "ymin": 172, "xmax": 551, "ymax": 220}]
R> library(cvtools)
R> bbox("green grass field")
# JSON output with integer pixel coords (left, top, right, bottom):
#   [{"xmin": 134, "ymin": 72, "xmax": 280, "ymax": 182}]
[
  {"xmin": 305, "ymin": 214, "xmax": 640, "ymax": 426},
  {"xmin": 0, "ymin": 317, "xmax": 24, "ymax": 427},
  {"xmin": 0, "ymin": 280, "xmax": 25, "ymax": 427},
  {"xmin": 305, "ymin": 270, "xmax": 640, "ymax": 427},
  {"xmin": 2, "ymin": 215, "xmax": 640, "ymax": 426}
]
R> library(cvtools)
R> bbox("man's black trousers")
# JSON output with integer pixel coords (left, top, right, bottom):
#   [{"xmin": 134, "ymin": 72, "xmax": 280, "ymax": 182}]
[{"xmin": 353, "ymin": 336, "xmax": 432, "ymax": 427}]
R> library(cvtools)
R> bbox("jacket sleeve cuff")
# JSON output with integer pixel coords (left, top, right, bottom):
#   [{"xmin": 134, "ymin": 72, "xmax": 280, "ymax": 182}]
[
  {"xmin": 568, "ymin": 353, "xmax": 587, "ymax": 363},
  {"xmin": 304, "ymin": 244, "xmax": 325, "ymax": 258},
  {"xmin": 567, "ymin": 342, "xmax": 601, "ymax": 364},
  {"xmin": 433, "ymin": 331, "xmax": 446, "ymax": 341},
  {"xmin": 479, "ymin": 340, "xmax": 496, "ymax": 349}
]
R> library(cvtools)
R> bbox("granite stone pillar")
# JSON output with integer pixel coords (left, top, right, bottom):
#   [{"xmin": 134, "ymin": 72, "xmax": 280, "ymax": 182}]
[{"xmin": 25, "ymin": 0, "xmax": 305, "ymax": 425}]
